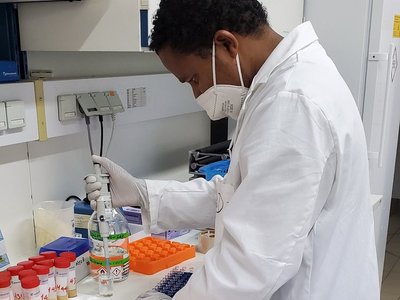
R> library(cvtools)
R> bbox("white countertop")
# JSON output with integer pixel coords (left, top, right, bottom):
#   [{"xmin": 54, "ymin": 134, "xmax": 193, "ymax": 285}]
[
  {"xmin": 75, "ymin": 230, "xmax": 203, "ymax": 299},
  {"xmin": 76, "ymin": 254, "xmax": 204, "ymax": 299}
]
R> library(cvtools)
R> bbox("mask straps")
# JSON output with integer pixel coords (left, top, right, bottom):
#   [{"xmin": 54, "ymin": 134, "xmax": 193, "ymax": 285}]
[
  {"xmin": 213, "ymin": 42, "xmax": 245, "ymax": 89},
  {"xmin": 236, "ymin": 54, "xmax": 245, "ymax": 88},
  {"xmin": 212, "ymin": 42, "xmax": 217, "ymax": 87}
]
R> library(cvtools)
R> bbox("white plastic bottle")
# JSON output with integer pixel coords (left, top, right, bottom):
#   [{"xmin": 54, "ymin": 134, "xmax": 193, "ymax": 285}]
[
  {"xmin": 32, "ymin": 265, "xmax": 49, "ymax": 300},
  {"xmin": 54, "ymin": 258, "xmax": 70, "ymax": 300},
  {"xmin": 7, "ymin": 266, "xmax": 23, "ymax": 300},
  {"xmin": 0, "ymin": 273, "xmax": 12, "ymax": 300},
  {"xmin": 20, "ymin": 276, "xmax": 40, "ymax": 300},
  {"xmin": 88, "ymin": 208, "xmax": 130, "ymax": 282}
]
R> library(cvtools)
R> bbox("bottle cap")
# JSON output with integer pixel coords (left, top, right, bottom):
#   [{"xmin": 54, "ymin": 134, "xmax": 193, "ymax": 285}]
[
  {"xmin": 0, "ymin": 271, "xmax": 10, "ymax": 279},
  {"xmin": 32, "ymin": 265, "xmax": 50, "ymax": 275},
  {"xmin": 36, "ymin": 259, "xmax": 54, "ymax": 268},
  {"xmin": 59, "ymin": 251, "xmax": 76, "ymax": 262},
  {"xmin": 0, "ymin": 276, "xmax": 10, "ymax": 288},
  {"xmin": 28, "ymin": 255, "xmax": 46, "ymax": 263},
  {"xmin": 54, "ymin": 257, "xmax": 70, "ymax": 269},
  {"xmin": 18, "ymin": 269, "xmax": 37, "ymax": 280},
  {"xmin": 20, "ymin": 276, "xmax": 40, "ymax": 289},
  {"xmin": 17, "ymin": 260, "xmax": 35, "ymax": 270},
  {"xmin": 39, "ymin": 251, "xmax": 57, "ymax": 260},
  {"xmin": 7, "ymin": 266, "xmax": 24, "ymax": 276}
]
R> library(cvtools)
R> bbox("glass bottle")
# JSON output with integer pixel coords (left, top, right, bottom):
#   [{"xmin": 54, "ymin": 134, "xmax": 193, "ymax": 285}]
[{"xmin": 88, "ymin": 208, "xmax": 130, "ymax": 282}]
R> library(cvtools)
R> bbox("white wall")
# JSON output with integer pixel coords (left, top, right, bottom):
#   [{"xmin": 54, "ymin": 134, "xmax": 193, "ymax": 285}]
[
  {"xmin": 0, "ymin": 143, "xmax": 35, "ymax": 263},
  {"xmin": 1, "ymin": 110, "xmax": 209, "ymax": 264}
]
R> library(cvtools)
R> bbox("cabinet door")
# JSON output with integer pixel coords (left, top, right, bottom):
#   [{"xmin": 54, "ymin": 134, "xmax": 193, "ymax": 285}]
[
  {"xmin": 18, "ymin": 0, "xmax": 141, "ymax": 51},
  {"xmin": 260, "ymin": 0, "xmax": 304, "ymax": 36}
]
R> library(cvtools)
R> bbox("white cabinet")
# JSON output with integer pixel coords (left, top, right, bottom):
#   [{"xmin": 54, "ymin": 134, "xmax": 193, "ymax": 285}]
[{"xmin": 18, "ymin": 0, "xmax": 141, "ymax": 51}]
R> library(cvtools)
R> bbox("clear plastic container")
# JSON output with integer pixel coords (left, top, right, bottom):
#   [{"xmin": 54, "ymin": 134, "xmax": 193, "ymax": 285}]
[{"xmin": 88, "ymin": 208, "xmax": 130, "ymax": 282}]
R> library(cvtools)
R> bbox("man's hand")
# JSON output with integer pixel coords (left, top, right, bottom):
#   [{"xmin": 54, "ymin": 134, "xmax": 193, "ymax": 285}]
[{"xmin": 85, "ymin": 155, "xmax": 148, "ymax": 209}]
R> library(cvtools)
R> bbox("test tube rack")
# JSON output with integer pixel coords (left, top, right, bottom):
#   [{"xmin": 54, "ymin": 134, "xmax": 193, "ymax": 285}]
[{"xmin": 128, "ymin": 237, "xmax": 195, "ymax": 275}]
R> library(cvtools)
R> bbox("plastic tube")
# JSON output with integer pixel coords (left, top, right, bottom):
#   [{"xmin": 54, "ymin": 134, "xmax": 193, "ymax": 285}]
[
  {"xmin": 32, "ymin": 265, "xmax": 49, "ymax": 300},
  {"xmin": 21, "ymin": 276, "xmax": 41, "ymax": 300},
  {"xmin": 0, "ymin": 273, "xmax": 11, "ymax": 300},
  {"xmin": 37, "ymin": 260, "xmax": 56, "ymax": 300},
  {"xmin": 7, "ymin": 266, "xmax": 24, "ymax": 300},
  {"xmin": 59, "ymin": 252, "xmax": 77, "ymax": 298},
  {"xmin": 54, "ymin": 258, "xmax": 70, "ymax": 300}
]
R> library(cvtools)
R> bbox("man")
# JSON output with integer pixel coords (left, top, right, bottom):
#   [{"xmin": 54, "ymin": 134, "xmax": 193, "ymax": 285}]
[{"xmin": 86, "ymin": 0, "xmax": 380, "ymax": 299}]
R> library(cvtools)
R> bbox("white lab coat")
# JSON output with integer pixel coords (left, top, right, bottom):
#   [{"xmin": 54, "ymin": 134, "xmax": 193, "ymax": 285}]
[{"xmin": 142, "ymin": 22, "xmax": 380, "ymax": 299}]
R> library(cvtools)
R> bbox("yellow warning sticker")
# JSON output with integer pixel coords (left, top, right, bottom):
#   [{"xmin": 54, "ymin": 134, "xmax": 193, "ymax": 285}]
[{"xmin": 394, "ymin": 15, "xmax": 400, "ymax": 38}]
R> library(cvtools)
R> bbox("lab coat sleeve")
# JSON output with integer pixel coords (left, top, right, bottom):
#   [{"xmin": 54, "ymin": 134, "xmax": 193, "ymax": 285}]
[
  {"xmin": 141, "ymin": 176, "xmax": 222, "ymax": 233},
  {"xmin": 173, "ymin": 92, "xmax": 336, "ymax": 299}
]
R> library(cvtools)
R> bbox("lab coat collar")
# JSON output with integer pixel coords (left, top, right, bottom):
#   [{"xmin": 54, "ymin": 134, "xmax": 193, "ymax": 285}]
[
  {"xmin": 250, "ymin": 21, "xmax": 318, "ymax": 89},
  {"xmin": 231, "ymin": 22, "xmax": 319, "ymax": 152}
]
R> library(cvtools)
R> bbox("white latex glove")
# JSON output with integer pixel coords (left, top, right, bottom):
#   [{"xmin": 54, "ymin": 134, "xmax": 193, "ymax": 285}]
[
  {"xmin": 85, "ymin": 155, "xmax": 148, "ymax": 209},
  {"xmin": 136, "ymin": 290, "xmax": 172, "ymax": 300}
]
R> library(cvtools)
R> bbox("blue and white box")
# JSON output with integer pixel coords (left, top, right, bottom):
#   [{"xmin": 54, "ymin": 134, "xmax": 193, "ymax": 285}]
[{"xmin": 0, "ymin": 61, "xmax": 19, "ymax": 83}]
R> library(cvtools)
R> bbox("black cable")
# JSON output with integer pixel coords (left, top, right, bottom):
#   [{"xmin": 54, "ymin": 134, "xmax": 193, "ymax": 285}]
[
  {"xmin": 99, "ymin": 115, "xmax": 104, "ymax": 157},
  {"xmin": 65, "ymin": 195, "xmax": 82, "ymax": 202},
  {"xmin": 85, "ymin": 116, "xmax": 94, "ymax": 156}
]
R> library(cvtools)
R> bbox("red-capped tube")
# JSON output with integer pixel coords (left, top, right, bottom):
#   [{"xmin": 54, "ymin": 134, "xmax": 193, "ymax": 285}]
[
  {"xmin": 40, "ymin": 251, "xmax": 57, "ymax": 260},
  {"xmin": 18, "ymin": 269, "xmax": 37, "ymax": 280},
  {"xmin": 28, "ymin": 255, "xmax": 46, "ymax": 264},
  {"xmin": 17, "ymin": 260, "xmax": 35, "ymax": 270}
]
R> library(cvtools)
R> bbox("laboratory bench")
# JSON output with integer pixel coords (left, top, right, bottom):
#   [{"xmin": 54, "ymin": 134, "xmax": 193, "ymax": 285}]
[
  {"xmin": 76, "ymin": 254, "xmax": 204, "ymax": 299},
  {"xmin": 76, "ymin": 230, "xmax": 204, "ymax": 299}
]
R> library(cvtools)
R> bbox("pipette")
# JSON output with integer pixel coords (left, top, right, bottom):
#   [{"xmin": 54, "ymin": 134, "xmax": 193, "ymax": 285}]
[{"xmin": 94, "ymin": 163, "xmax": 114, "ymax": 296}]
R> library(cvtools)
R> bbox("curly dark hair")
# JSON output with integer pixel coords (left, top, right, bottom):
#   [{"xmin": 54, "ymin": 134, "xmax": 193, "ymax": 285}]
[{"xmin": 149, "ymin": 0, "xmax": 269, "ymax": 56}]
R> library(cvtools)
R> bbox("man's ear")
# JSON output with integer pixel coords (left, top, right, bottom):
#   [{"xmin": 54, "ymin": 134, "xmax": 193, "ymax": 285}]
[{"xmin": 214, "ymin": 30, "xmax": 239, "ymax": 59}]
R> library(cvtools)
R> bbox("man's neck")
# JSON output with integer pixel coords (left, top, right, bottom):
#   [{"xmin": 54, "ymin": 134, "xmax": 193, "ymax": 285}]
[{"xmin": 238, "ymin": 26, "xmax": 283, "ymax": 87}]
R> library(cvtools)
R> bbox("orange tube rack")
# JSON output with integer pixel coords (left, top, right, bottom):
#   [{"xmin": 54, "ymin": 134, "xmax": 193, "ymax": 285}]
[{"xmin": 128, "ymin": 237, "xmax": 196, "ymax": 275}]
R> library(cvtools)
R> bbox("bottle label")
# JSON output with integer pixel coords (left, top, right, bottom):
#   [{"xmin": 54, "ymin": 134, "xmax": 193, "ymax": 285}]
[
  {"xmin": 89, "ymin": 256, "xmax": 129, "ymax": 267},
  {"xmin": 67, "ymin": 267, "xmax": 76, "ymax": 291},
  {"xmin": 75, "ymin": 214, "xmax": 91, "ymax": 229},
  {"xmin": 89, "ymin": 231, "xmax": 130, "ymax": 281},
  {"xmin": 0, "ymin": 289, "xmax": 10, "ymax": 299},
  {"xmin": 55, "ymin": 269, "xmax": 68, "ymax": 297},
  {"xmin": 47, "ymin": 276, "xmax": 56, "ymax": 300},
  {"xmin": 11, "ymin": 277, "xmax": 23, "ymax": 300},
  {"xmin": 24, "ymin": 287, "xmax": 41, "ymax": 300},
  {"xmin": 89, "ymin": 231, "xmax": 129, "ymax": 241}
]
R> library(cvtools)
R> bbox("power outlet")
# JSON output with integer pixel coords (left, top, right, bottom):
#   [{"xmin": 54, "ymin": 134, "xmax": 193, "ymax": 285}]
[
  {"xmin": 58, "ymin": 94, "xmax": 79, "ymax": 121},
  {"xmin": 6, "ymin": 100, "xmax": 25, "ymax": 129}
]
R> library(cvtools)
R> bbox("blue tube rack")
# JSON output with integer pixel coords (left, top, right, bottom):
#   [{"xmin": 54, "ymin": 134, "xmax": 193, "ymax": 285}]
[{"xmin": 154, "ymin": 267, "xmax": 193, "ymax": 298}]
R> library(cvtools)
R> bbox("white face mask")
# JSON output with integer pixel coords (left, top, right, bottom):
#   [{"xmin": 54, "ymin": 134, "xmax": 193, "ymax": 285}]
[{"xmin": 196, "ymin": 42, "xmax": 249, "ymax": 120}]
